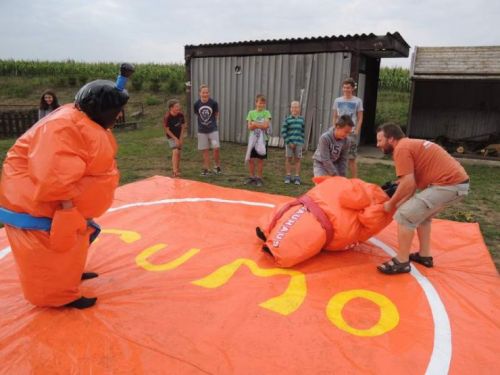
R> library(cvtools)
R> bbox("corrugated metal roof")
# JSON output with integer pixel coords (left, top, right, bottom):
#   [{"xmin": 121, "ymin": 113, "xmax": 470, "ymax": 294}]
[
  {"xmin": 411, "ymin": 46, "xmax": 500, "ymax": 79},
  {"xmin": 186, "ymin": 32, "xmax": 409, "ymax": 49},
  {"xmin": 185, "ymin": 32, "xmax": 409, "ymax": 59}
]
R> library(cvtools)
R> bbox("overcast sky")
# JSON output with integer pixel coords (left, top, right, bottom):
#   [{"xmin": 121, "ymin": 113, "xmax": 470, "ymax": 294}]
[{"xmin": 1, "ymin": 0, "xmax": 499, "ymax": 68}]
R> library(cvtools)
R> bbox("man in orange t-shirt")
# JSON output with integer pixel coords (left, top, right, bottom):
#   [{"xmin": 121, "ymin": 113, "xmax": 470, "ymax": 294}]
[{"xmin": 375, "ymin": 123, "xmax": 470, "ymax": 274}]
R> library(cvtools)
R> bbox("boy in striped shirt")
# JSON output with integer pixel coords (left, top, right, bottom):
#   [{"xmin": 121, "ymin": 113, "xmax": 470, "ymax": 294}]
[{"xmin": 281, "ymin": 101, "xmax": 305, "ymax": 185}]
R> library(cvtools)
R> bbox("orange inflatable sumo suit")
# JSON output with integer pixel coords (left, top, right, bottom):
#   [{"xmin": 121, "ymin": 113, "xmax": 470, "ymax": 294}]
[
  {"xmin": 0, "ymin": 104, "xmax": 119, "ymax": 307},
  {"xmin": 257, "ymin": 176, "xmax": 394, "ymax": 267}
]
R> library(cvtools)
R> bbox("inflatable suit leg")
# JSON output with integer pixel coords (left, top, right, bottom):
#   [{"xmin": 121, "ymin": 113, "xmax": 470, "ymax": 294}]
[{"xmin": 5, "ymin": 226, "xmax": 93, "ymax": 307}]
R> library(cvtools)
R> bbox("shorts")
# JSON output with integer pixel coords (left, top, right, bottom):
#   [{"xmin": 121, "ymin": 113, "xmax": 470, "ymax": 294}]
[
  {"xmin": 394, "ymin": 182, "xmax": 470, "ymax": 229},
  {"xmin": 167, "ymin": 138, "xmax": 181, "ymax": 150},
  {"xmin": 285, "ymin": 143, "xmax": 303, "ymax": 158},
  {"xmin": 347, "ymin": 133, "xmax": 359, "ymax": 159},
  {"xmin": 197, "ymin": 131, "xmax": 220, "ymax": 150},
  {"xmin": 250, "ymin": 142, "xmax": 268, "ymax": 159}
]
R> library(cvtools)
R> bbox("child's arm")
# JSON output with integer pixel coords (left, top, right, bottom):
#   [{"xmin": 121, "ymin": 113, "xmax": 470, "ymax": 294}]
[
  {"xmin": 163, "ymin": 115, "xmax": 174, "ymax": 139},
  {"xmin": 332, "ymin": 111, "xmax": 338, "ymax": 128},
  {"xmin": 165, "ymin": 127, "xmax": 179, "ymax": 141},
  {"xmin": 355, "ymin": 110, "xmax": 363, "ymax": 135},
  {"xmin": 179, "ymin": 121, "xmax": 187, "ymax": 144},
  {"xmin": 332, "ymin": 99, "xmax": 339, "ymax": 126},
  {"xmin": 246, "ymin": 111, "xmax": 255, "ymax": 130},
  {"xmin": 256, "ymin": 120, "xmax": 270, "ymax": 130},
  {"xmin": 257, "ymin": 113, "xmax": 271, "ymax": 130},
  {"xmin": 337, "ymin": 142, "xmax": 349, "ymax": 177},
  {"xmin": 316, "ymin": 136, "xmax": 338, "ymax": 176},
  {"xmin": 214, "ymin": 101, "xmax": 219, "ymax": 120},
  {"xmin": 164, "ymin": 116, "xmax": 180, "ymax": 143},
  {"xmin": 248, "ymin": 122, "xmax": 268, "ymax": 130},
  {"xmin": 281, "ymin": 118, "xmax": 288, "ymax": 142}
]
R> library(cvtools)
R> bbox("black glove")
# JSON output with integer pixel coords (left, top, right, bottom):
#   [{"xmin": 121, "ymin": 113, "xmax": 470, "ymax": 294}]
[
  {"xmin": 120, "ymin": 63, "xmax": 135, "ymax": 78},
  {"xmin": 381, "ymin": 181, "xmax": 398, "ymax": 198}
]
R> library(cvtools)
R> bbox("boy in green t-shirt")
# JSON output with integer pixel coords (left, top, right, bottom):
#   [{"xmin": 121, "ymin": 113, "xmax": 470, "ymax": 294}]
[{"xmin": 245, "ymin": 94, "xmax": 271, "ymax": 187}]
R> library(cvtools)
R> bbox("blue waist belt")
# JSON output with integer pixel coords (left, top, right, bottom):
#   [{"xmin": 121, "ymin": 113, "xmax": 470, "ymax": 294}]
[{"xmin": 0, "ymin": 207, "xmax": 101, "ymax": 244}]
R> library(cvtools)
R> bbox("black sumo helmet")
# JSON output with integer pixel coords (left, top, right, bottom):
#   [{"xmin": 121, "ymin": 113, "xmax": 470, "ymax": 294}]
[{"xmin": 75, "ymin": 80, "xmax": 129, "ymax": 129}]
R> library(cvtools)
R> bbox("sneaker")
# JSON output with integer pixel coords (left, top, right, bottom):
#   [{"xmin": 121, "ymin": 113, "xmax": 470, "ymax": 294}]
[
  {"xmin": 255, "ymin": 178, "xmax": 264, "ymax": 187},
  {"xmin": 200, "ymin": 169, "xmax": 211, "ymax": 177},
  {"xmin": 245, "ymin": 177, "xmax": 256, "ymax": 185},
  {"xmin": 284, "ymin": 175, "xmax": 292, "ymax": 184},
  {"xmin": 213, "ymin": 166, "xmax": 223, "ymax": 175},
  {"xmin": 293, "ymin": 176, "xmax": 301, "ymax": 185}
]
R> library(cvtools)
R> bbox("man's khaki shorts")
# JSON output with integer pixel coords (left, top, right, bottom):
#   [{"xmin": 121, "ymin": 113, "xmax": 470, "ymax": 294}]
[{"xmin": 394, "ymin": 182, "xmax": 470, "ymax": 229}]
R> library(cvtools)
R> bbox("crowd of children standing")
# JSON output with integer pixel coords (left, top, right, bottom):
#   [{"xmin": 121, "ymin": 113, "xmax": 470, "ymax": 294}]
[{"xmin": 162, "ymin": 78, "xmax": 364, "ymax": 185}]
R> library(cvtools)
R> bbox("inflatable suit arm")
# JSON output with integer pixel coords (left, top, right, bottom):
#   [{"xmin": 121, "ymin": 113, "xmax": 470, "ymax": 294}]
[
  {"xmin": 29, "ymin": 122, "xmax": 87, "ymax": 202},
  {"xmin": 50, "ymin": 206, "xmax": 87, "ymax": 252},
  {"xmin": 312, "ymin": 176, "xmax": 330, "ymax": 185},
  {"xmin": 357, "ymin": 203, "xmax": 393, "ymax": 238},
  {"xmin": 357, "ymin": 183, "xmax": 394, "ymax": 238},
  {"xmin": 116, "ymin": 63, "xmax": 135, "ymax": 91},
  {"xmin": 338, "ymin": 179, "xmax": 371, "ymax": 210}
]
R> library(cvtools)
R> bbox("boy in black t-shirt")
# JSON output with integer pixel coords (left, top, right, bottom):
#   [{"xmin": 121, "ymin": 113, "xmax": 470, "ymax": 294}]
[
  {"xmin": 163, "ymin": 99, "xmax": 186, "ymax": 177},
  {"xmin": 193, "ymin": 85, "xmax": 222, "ymax": 176}
]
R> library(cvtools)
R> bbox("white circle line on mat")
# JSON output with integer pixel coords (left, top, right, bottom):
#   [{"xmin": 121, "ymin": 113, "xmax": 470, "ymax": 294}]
[{"xmin": 368, "ymin": 237, "xmax": 451, "ymax": 375}]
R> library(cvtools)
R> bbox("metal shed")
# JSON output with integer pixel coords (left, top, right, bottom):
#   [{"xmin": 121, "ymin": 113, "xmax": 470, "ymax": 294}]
[
  {"xmin": 185, "ymin": 33, "xmax": 409, "ymax": 148},
  {"xmin": 408, "ymin": 46, "xmax": 500, "ymax": 143}
]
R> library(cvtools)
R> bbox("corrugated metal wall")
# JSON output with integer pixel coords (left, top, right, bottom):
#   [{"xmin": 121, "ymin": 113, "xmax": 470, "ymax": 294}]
[{"xmin": 189, "ymin": 53, "xmax": 352, "ymax": 148}]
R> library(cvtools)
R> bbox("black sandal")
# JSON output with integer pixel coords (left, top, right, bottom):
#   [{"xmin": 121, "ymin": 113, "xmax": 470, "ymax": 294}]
[
  {"xmin": 377, "ymin": 257, "xmax": 411, "ymax": 275},
  {"xmin": 409, "ymin": 253, "xmax": 434, "ymax": 268}
]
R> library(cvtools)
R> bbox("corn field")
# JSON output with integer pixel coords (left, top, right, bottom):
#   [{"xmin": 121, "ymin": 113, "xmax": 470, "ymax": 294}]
[
  {"xmin": 0, "ymin": 59, "xmax": 185, "ymax": 93},
  {"xmin": 0, "ymin": 60, "xmax": 410, "ymax": 94},
  {"xmin": 378, "ymin": 67, "xmax": 410, "ymax": 92}
]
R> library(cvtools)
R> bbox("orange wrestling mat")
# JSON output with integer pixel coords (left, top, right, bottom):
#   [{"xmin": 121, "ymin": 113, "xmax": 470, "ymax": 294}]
[{"xmin": 1, "ymin": 176, "xmax": 499, "ymax": 374}]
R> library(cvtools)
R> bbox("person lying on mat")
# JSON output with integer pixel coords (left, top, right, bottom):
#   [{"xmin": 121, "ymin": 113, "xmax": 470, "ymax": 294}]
[{"xmin": 256, "ymin": 176, "xmax": 397, "ymax": 267}]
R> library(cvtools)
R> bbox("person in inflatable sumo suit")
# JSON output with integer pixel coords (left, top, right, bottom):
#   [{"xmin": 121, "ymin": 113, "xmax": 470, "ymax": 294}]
[
  {"xmin": 0, "ymin": 63, "xmax": 134, "ymax": 309},
  {"xmin": 256, "ymin": 177, "xmax": 398, "ymax": 268}
]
